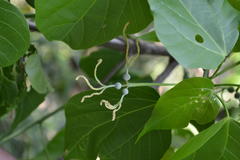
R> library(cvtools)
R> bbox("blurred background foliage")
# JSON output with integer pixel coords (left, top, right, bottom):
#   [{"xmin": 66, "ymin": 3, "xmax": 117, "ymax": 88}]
[{"xmin": 0, "ymin": 0, "xmax": 239, "ymax": 159}]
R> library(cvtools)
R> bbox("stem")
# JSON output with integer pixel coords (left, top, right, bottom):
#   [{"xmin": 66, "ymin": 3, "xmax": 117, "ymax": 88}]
[
  {"xmin": 0, "ymin": 106, "xmax": 64, "ymax": 144},
  {"xmin": 124, "ymin": 82, "xmax": 176, "ymax": 88},
  {"xmin": 203, "ymin": 69, "xmax": 209, "ymax": 78},
  {"xmin": 210, "ymin": 53, "xmax": 232, "ymax": 79},
  {"xmin": 215, "ymin": 94, "xmax": 230, "ymax": 117},
  {"xmin": 211, "ymin": 61, "xmax": 240, "ymax": 79},
  {"xmin": 214, "ymin": 83, "xmax": 240, "ymax": 88}
]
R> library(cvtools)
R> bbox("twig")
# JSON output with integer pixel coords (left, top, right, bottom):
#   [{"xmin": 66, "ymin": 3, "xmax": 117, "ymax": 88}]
[
  {"xmin": 210, "ymin": 54, "xmax": 231, "ymax": 78},
  {"xmin": 0, "ymin": 106, "xmax": 64, "ymax": 144},
  {"xmin": 214, "ymin": 83, "xmax": 240, "ymax": 87},
  {"xmin": 211, "ymin": 61, "xmax": 240, "ymax": 79},
  {"xmin": 155, "ymin": 57, "xmax": 178, "ymax": 83},
  {"xmin": 203, "ymin": 69, "xmax": 210, "ymax": 78},
  {"xmin": 103, "ymin": 38, "xmax": 170, "ymax": 57},
  {"xmin": 27, "ymin": 22, "xmax": 172, "ymax": 58},
  {"xmin": 102, "ymin": 60, "xmax": 125, "ymax": 83}
]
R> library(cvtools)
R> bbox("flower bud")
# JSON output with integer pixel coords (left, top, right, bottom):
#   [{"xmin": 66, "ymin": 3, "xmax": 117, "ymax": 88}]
[
  {"xmin": 114, "ymin": 82, "xmax": 122, "ymax": 90},
  {"xmin": 122, "ymin": 88, "xmax": 129, "ymax": 95},
  {"xmin": 123, "ymin": 73, "xmax": 131, "ymax": 81}
]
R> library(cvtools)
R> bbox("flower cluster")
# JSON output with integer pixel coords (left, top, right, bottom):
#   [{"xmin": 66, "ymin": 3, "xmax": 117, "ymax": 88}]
[{"xmin": 76, "ymin": 59, "xmax": 130, "ymax": 121}]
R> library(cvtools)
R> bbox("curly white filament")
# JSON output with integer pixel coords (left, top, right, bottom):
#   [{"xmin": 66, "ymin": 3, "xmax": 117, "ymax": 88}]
[
  {"xmin": 81, "ymin": 88, "xmax": 106, "ymax": 103},
  {"xmin": 94, "ymin": 59, "xmax": 105, "ymax": 87},
  {"xmin": 112, "ymin": 94, "xmax": 126, "ymax": 121},
  {"xmin": 74, "ymin": 28, "xmax": 137, "ymax": 121},
  {"xmin": 100, "ymin": 88, "xmax": 129, "ymax": 121},
  {"xmin": 76, "ymin": 75, "xmax": 103, "ymax": 91},
  {"xmin": 100, "ymin": 100, "xmax": 118, "ymax": 110}
]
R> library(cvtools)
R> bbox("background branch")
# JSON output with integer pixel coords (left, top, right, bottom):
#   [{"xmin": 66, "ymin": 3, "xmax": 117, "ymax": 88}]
[
  {"xmin": 28, "ymin": 22, "xmax": 172, "ymax": 57},
  {"xmin": 103, "ymin": 38, "xmax": 171, "ymax": 57},
  {"xmin": 28, "ymin": 22, "xmax": 177, "ymax": 85},
  {"xmin": 155, "ymin": 57, "xmax": 178, "ymax": 83},
  {"xmin": 102, "ymin": 60, "xmax": 125, "ymax": 83}
]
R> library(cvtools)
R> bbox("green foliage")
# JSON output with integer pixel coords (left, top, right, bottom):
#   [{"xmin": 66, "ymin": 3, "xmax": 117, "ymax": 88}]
[
  {"xmin": 12, "ymin": 89, "xmax": 45, "ymax": 129},
  {"xmin": 80, "ymin": 48, "xmax": 123, "ymax": 81},
  {"xmin": 1, "ymin": 0, "xmax": 240, "ymax": 159},
  {"xmin": 138, "ymin": 31, "xmax": 159, "ymax": 42},
  {"xmin": 65, "ymin": 87, "xmax": 171, "ymax": 160},
  {"xmin": 35, "ymin": 0, "xmax": 152, "ymax": 49},
  {"xmin": 139, "ymin": 78, "xmax": 220, "ymax": 138},
  {"xmin": 228, "ymin": 0, "xmax": 240, "ymax": 10},
  {"xmin": 0, "ymin": 0, "xmax": 30, "ymax": 67},
  {"xmin": 25, "ymin": 54, "xmax": 53, "ymax": 94},
  {"xmin": 32, "ymin": 129, "xmax": 64, "ymax": 160},
  {"xmin": 171, "ymin": 118, "xmax": 240, "ymax": 160},
  {"xmin": 148, "ymin": 0, "xmax": 239, "ymax": 69},
  {"xmin": 161, "ymin": 148, "xmax": 175, "ymax": 160},
  {"xmin": 0, "ymin": 72, "xmax": 18, "ymax": 116}
]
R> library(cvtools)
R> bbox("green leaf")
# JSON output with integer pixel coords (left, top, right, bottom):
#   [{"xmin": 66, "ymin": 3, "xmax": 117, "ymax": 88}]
[
  {"xmin": 80, "ymin": 48, "xmax": 123, "ymax": 81},
  {"xmin": 12, "ymin": 89, "xmax": 45, "ymax": 129},
  {"xmin": 65, "ymin": 87, "xmax": 171, "ymax": 160},
  {"xmin": 25, "ymin": 54, "xmax": 53, "ymax": 94},
  {"xmin": 161, "ymin": 148, "xmax": 175, "ymax": 160},
  {"xmin": 31, "ymin": 129, "xmax": 64, "ymax": 160},
  {"xmin": 171, "ymin": 118, "xmax": 240, "ymax": 160},
  {"xmin": 26, "ymin": 0, "xmax": 35, "ymax": 8},
  {"xmin": 233, "ymin": 26, "xmax": 240, "ymax": 52},
  {"xmin": 35, "ymin": 0, "xmax": 152, "ymax": 49},
  {"xmin": 139, "ymin": 78, "xmax": 220, "ymax": 139},
  {"xmin": 228, "ymin": 0, "xmax": 240, "ymax": 10},
  {"xmin": 0, "ymin": 72, "xmax": 18, "ymax": 116},
  {"xmin": 0, "ymin": 0, "xmax": 30, "ymax": 67},
  {"xmin": 138, "ymin": 31, "xmax": 159, "ymax": 42},
  {"xmin": 148, "ymin": 0, "xmax": 240, "ymax": 69}
]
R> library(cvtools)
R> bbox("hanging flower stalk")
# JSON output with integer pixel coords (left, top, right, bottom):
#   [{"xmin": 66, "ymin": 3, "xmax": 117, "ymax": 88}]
[{"xmin": 76, "ymin": 22, "xmax": 140, "ymax": 121}]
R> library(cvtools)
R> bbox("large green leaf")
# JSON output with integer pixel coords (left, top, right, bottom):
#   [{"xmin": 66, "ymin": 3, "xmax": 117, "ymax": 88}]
[
  {"xmin": 35, "ymin": 0, "xmax": 152, "ymax": 49},
  {"xmin": 148, "ymin": 0, "xmax": 240, "ymax": 69},
  {"xmin": 32, "ymin": 129, "xmax": 64, "ymax": 160},
  {"xmin": 228, "ymin": 0, "xmax": 240, "ymax": 10},
  {"xmin": 80, "ymin": 48, "xmax": 123, "ymax": 81},
  {"xmin": 138, "ymin": 31, "xmax": 159, "ymax": 42},
  {"xmin": 12, "ymin": 89, "xmax": 45, "ymax": 129},
  {"xmin": 171, "ymin": 118, "xmax": 240, "ymax": 160},
  {"xmin": 139, "ymin": 78, "xmax": 220, "ymax": 139},
  {"xmin": 25, "ymin": 54, "xmax": 53, "ymax": 94},
  {"xmin": 65, "ymin": 87, "xmax": 171, "ymax": 160},
  {"xmin": 0, "ymin": 0, "xmax": 30, "ymax": 67},
  {"xmin": 0, "ymin": 73, "xmax": 18, "ymax": 116}
]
